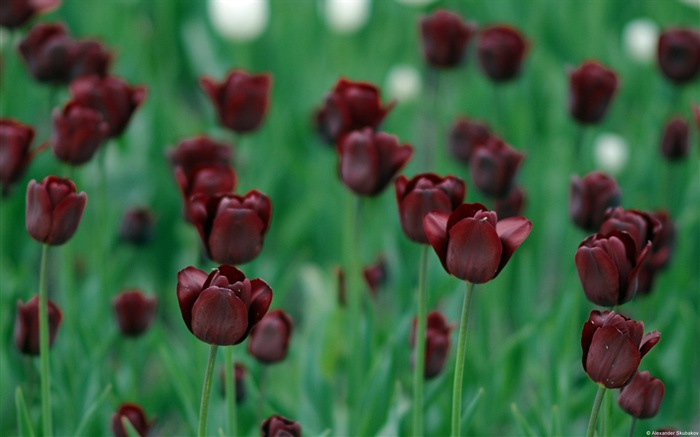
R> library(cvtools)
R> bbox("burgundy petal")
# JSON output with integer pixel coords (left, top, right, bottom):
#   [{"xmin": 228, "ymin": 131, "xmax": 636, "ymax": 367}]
[
  {"xmin": 26, "ymin": 180, "xmax": 52, "ymax": 243},
  {"xmin": 208, "ymin": 208, "xmax": 265, "ymax": 265},
  {"xmin": 639, "ymin": 331, "xmax": 660, "ymax": 358},
  {"xmin": 494, "ymin": 216, "xmax": 532, "ymax": 276},
  {"xmin": 48, "ymin": 192, "xmax": 87, "ymax": 245},
  {"xmin": 446, "ymin": 218, "xmax": 502, "ymax": 283},
  {"xmin": 585, "ymin": 325, "xmax": 641, "ymax": 388},
  {"xmin": 247, "ymin": 278, "xmax": 273, "ymax": 328},
  {"xmin": 575, "ymin": 246, "xmax": 620, "ymax": 307},
  {"xmin": 423, "ymin": 211, "xmax": 450, "ymax": 270},
  {"xmin": 176, "ymin": 266, "xmax": 208, "ymax": 332},
  {"xmin": 191, "ymin": 287, "xmax": 248, "ymax": 345}
]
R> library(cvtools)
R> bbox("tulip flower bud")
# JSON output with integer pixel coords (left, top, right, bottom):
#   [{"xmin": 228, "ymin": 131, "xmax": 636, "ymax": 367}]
[
  {"xmin": 0, "ymin": 118, "xmax": 35, "ymax": 196},
  {"xmin": 26, "ymin": 176, "xmax": 87, "ymax": 245},
  {"xmin": 410, "ymin": 311, "xmax": 452, "ymax": 379},
  {"xmin": 599, "ymin": 207, "xmax": 660, "ymax": 255},
  {"xmin": 112, "ymin": 290, "xmax": 157, "ymax": 337},
  {"xmin": 50, "ymin": 101, "xmax": 109, "ymax": 165},
  {"xmin": 476, "ymin": 25, "xmax": 528, "ymax": 82},
  {"xmin": 14, "ymin": 296, "xmax": 62, "ymax": 355},
  {"xmin": 118, "ymin": 207, "xmax": 155, "ymax": 246},
  {"xmin": 363, "ymin": 256, "xmax": 388, "ymax": 296},
  {"xmin": 657, "ymin": 28, "xmax": 700, "ymax": 84},
  {"xmin": 618, "ymin": 371, "xmax": 665, "ymax": 419},
  {"xmin": 568, "ymin": 61, "xmax": 618, "ymax": 125},
  {"xmin": 261, "ymin": 415, "xmax": 302, "ymax": 437},
  {"xmin": 0, "ymin": 0, "xmax": 61, "ymax": 29},
  {"xmin": 208, "ymin": 0, "xmax": 269, "ymax": 42},
  {"xmin": 419, "ymin": 10, "xmax": 476, "ymax": 69},
  {"xmin": 569, "ymin": 172, "xmax": 622, "ymax": 232},
  {"xmin": 660, "ymin": 117, "xmax": 690, "ymax": 160},
  {"xmin": 110, "ymin": 403, "xmax": 153, "ymax": 437},
  {"xmin": 218, "ymin": 362, "xmax": 247, "ymax": 403},
  {"xmin": 448, "ymin": 116, "xmax": 491, "ymax": 164},
  {"xmin": 494, "ymin": 186, "xmax": 526, "ymax": 219},
  {"xmin": 470, "ymin": 136, "xmax": 525, "ymax": 199},
  {"xmin": 248, "ymin": 309, "xmax": 293, "ymax": 364}
]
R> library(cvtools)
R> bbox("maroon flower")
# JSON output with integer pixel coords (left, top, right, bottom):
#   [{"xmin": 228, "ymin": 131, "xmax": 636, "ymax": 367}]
[
  {"xmin": 568, "ymin": 61, "xmax": 619, "ymax": 125},
  {"xmin": 476, "ymin": 25, "xmax": 528, "ymax": 82},
  {"xmin": 635, "ymin": 210, "xmax": 676, "ymax": 296},
  {"xmin": 569, "ymin": 172, "xmax": 622, "ymax": 232},
  {"xmin": 112, "ymin": 290, "xmax": 157, "ymax": 337},
  {"xmin": 470, "ymin": 136, "xmax": 525, "ymax": 199},
  {"xmin": 395, "ymin": 173, "xmax": 466, "ymax": 244},
  {"xmin": 218, "ymin": 362, "xmax": 247, "ymax": 403},
  {"xmin": 189, "ymin": 190, "xmax": 272, "ymax": 265},
  {"xmin": 200, "ymin": 69, "xmax": 272, "ymax": 134},
  {"xmin": 494, "ymin": 186, "xmax": 526, "ymax": 219},
  {"xmin": 0, "ymin": 0, "xmax": 61, "ymax": 29},
  {"xmin": 599, "ymin": 207, "xmax": 661, "ymax": 255},
  {"xmin": 411, "ymin": 311, "xmax": 452, "ymax": 379},
  {"xmin": 363, "ymin": 256, "xmax": 388, "ymax": 296},
  {"xmin": 448, "ymin": 116, "xmax": 491, "ymax": 164},
  {"xmin": 118, "ymin": 207, "xmax": 155, "ymax": 245},
  {"xmin": 248, "ymin": 309, "xmax": 293, "ymax": 364},
  {"xmin": 419, "ymin": 9, "xmax": 476, "ymax": 69},
  {"xmin": 581, "ymin": 310, "xmax": 659, "ymax": 388},
  {"xmin": 618, "ymin": 371, "xmax": 665, "ymax": 419},
  {"xmin": 177, "ymin": 265, "xmax": 272, "ymax": 345},
  {"xmin": 657, "ymin": 28, "xmax": 700, "ymax": 84},
  {"xmin": 0, "ymin": 118, "xmax": 35, "ymax": 196},
  {"xmin": 26, "ymin": 176, "xmax": 87, "ymax": 245},
  {"xmin": 660, "ymin": 117, "xmax": 690, "ymax": 160},
  {"xmin": 423, "ymin": 203, "xmax": 532, "ymax": 283},
  {"xmin": 14, "ymin": 295, "xmax": 62, "ymax": 355},
  {"xmin": 337, "ymin": 128, "xmax": 413, "ymax": 196},
  {"xmin": 70, "ymin": 39, "xmax": 112, "ymax": 79},
  {"xmin": 110, "ymin": 403, "xmax": 152, "ymax": 437},
  {"xmin": 50, "ymin": 100, "xmax": 109, "ymax": 165},
  {"xmin": 314, "ymin": 78, "xmax": 395, "ymax": 145},
  {"xmin": 69, "ymin": 75, "xmax": 147, "ymax": 138},
  {"xmin": 261, "ymin": 415, "xmax": 302, "ymax": 437}
]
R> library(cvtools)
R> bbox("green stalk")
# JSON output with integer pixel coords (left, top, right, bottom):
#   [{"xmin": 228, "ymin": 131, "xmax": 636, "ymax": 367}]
[
  {"xmin": 15, "ymin": 386, "xmax": 35, "ymax": 437},
  {"xmin": 628, "ymin": 417, "xmax": 636, "ymax": 437},
  {"xmin": 224, "ymin": 347, "xmax": 237, "ymax": 436},
  {"xmin": 198, "ymin": 345, "xmax": 218, "ymax": 437},
  {"xmin": 586, "ymin": 385, "xmax": 607, "ymax": 437},
  {"xmin": 451, "ymin": 281, "xmax": 476, "ymax": 437},
  {"xmin": 38, "ymin": 243, "xmax": 52, "ymax": 437},
  {"xmin": 412, "ymin": 245, "xmax": 429, "ymax": 436},
  {"xmin": 420, "ymin": 67, "xmax": 440, "ymax": 171},
  {"xmin": 604, "ymin": 386, "xmax": 613, "ymax": 436},
  {"xmin": 344, "ymin": 193, "xmax": 362, "ymax": 436}
]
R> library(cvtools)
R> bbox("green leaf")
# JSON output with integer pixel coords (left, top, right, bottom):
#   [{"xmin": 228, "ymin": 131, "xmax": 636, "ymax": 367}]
[{"xmin": 15, "ymin": 386, "xmax": 35, "ymax": 437}]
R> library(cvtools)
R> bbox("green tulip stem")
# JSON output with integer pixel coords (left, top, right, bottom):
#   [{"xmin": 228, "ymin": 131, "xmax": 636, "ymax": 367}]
[
  {"xmin": 586, "ymin": 385, "xmax": 607, "ymax": 437},
  {"xmin": 574, "ymin": 125, "xmax": 586, "ymax": 170},
  {"xmin": 628, "ymin": 417, "xmax": 637, "ymax": 437},
  {"xmin": 224, "ymin": 347, "xmax": 237, "ymax": 437},
  {"xmin": 38, "ymin": 243, "xmax": 52, "ymax": 437},
  {"xmin": 451, "ymin": 281, "xmax": 476, "ymax": 437},
  {"xmin": 344, "ymin": 192, "xmax": 362, "ymax": 436},
  {"xmin": 412, "ymin": 244, "xmax": 429, "ymax": 437},
  {"xmin": 198, "ymin": 344, "xmax": 218, "ymax": 437},
  {"xmin": 420, "ymin": 67, "xmax": 440, "ymax": 172}
]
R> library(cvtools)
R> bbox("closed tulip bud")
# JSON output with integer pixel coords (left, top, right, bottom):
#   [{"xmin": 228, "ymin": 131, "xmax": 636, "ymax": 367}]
[
  {"xmin": 14, "ymin": 295, "xmax": 62, "ymax": 355},
  {"xmin": 26, "ymin": 176, "xmax": 87, "ymax": 245},
  {"xmin": 569, "ymin": 172, "xmax": 622, "ymax": 232},
  {"xmin": 70, "ymin": 38, "xmax": 112, "ymax": 79},
  {"xmin": 218, "ymin": 362, "xmax": 247, "ymax": 403},
  {"xmin": 0, "ymin": 0, "xmax": 61, "ymax": 29},
  {"xmin": 411, "ymin": 311, "xmax": 452, "ymax": 379},
  {"xmin": 494, "ymin": 186, "xmax": 526, "ymax": 219},
  {"xmin": 634, "ymin": 210, "xmax": 676, "ymax": 295},
  {"xmin": 568, "ymin": 61, "xmax": 619, "ymax": 125},
  {"xmin": 177, "ymin": 265, "xmax": 272, "ymax": 345},
  {"xmin": 423, "ymin": 203, "xmax": 532, "ymax": 283},
  {"xmin": 470, "ymin": 136, "xmax": 525, "ymax": 199},
  {"xmin": 261, "ymin": 415, "xmax": 302, "ymax": 437},
  {"xmin": 337, "ymin": 128, "xmax": 413, "ymax": 196},
  {"xmin": 118, "ymin": 207, "xmax": 155, "ymax": 246},
  {"xmin": 618, "ymin": 371, "xmax": 665, "ymax": 419},
  {"xmin": 51, "ymin": 101, "xmax": 109, "ymax": 165},
  {"xmin": 395, "ymin": 173, "xmax": 465, "ymax": 244},
  {"xmin": 599, "ymin": 207, "xmax": 661, "ymax": 255},
  {"xmin": 18, "ymin": 23, "xmax": 76, "ymax": 83},
  {"xmin": 0, "ymin": 118, "xmax": 35, "ymax": 196},
  {"xmin": 581, "ymin": 310, "xmax": 659, "ymax": 388},
  {"xmin": 201, "ymin": 70, "xmax": 272, "ymax": 134},
  {"xmin": 448, "ymin": 117, "xmax": 491, "ymax": 164},
  {"xmin": 248, "ymin": 309, "xmax": 293, "ymax": 364},
  {"xmin": 660, "ymin": 117, "xmax": 690, "ymax": 160},
  {"xmin": 419, "ymin": 10, "xmax": 476, "ymax": 69},
  {"xmin": 477, "ymin": 25, "xmax": 528, "ymax": 82},
  {"xmin": 112, "ymin": 290, "xmax": 157, "ymax": 337},
  {"xmin": 363, "ymin": 256, "xmax": 388, "ymax": 296},
  {"xmin": 657, "ymin": 28, "xmax": 700, "ymax": 84},
  {"xmin": 110, "ymin": 403, "xmax": 152, "ymax": 437},
  {"xmin": 314, "ymin": 78, "xmax": 395, "ymax": 145}
]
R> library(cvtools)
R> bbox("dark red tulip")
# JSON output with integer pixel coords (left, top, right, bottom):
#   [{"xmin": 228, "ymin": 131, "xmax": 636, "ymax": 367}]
[
  {"xmin": 657, "ymin": 28, "xmax": 700, "ymax": 84},
  {"xmin": 494, "ymin": 186, "xmax": 526, "ymax": 219},
  {"xmin": 476, "ymin": 25, "xmax": 528, "ymax": 82},
  {"xmin": 189, "ymin": 190, "xmax": 272, "ymax": 265},
  {"xmin": 635, "ymin": 210, "xmax": 676, "ymax": 296},
  {"xmin": 314, "ymin": 78, "xmax": 395, "ymax": 145},
  {"xmin": 110, "ymin": 403, "xmax": 152, "ymax": 437},
  {"xmin": 248, "ymin": 309, "xmax": 293, "ymax": 364},
  {"xmin": 112, "ymin": 289, "xmax": 157, "ymax": 337},
  {"xmin": 660, "ymin": 117, "xmax": 690, "ymax": 160},
  {"xmin": 200, "ymin": 69, "xmax": 271, "ymax": 134},
  {"xmin": 581, "ymin": 310, "xmax": 659, "ymax": 388},
  {"xmin": 70, "ymin": 39, "xmax": 112, "ymax": 79},
  {"xmin": 218, "ymin": 362, "xmax": 247, "ymax": 403},
  {"xmin": 470, "ymin": 136, "xmax": 525, "ymax": 199},
  {"xmin": 0, "ymin": 118, "xmax": 35, "ymax": 196},
  {"xmin": 411, "ymin": 311, "xmax": 452, "ymax": 379},
  {"xmin": 261, "ymin": 415, "xmax": 302, "ymax": 437},
  {"xmin": 618, "ymin": 371, "xmax": 665, "ymax": 419},
  {"xmin": 167, "ymin": 135, "xmax": 232, "ymax": 171},
  {"xmin": 0, "ymin": 0, "xmax": 61, "ymax": 29},
  {"xmin": 26, "ymin": 176, "xmax": 87, "ymax": 245},
  {"xmin": 14, "ymin": 295, "xmax": 62, "ymax": 355},
  {"xmin": 448, "ymin": 117, "xmax": 492, "ymax": 164},
  {"xmin": 395, "ymin": 173, "xmax": 465, "ymax": 244},
  {"xmin": 568, "ymin": 61, "xmax": 618, "ymax": 125},
  {"xmin": 569, "ymin": 172, "xmax": 622, "ymax": 232},
  {"xmin": 423, "ymin": 203, "xmax": 532, "ymax": 283},
  {"xmin": 419, "ymin": 9, "xmax": 476, "ymax": 68},
  {"xmin": 118, "ymin": 207, "xmax": 155, "ymax": 246},
  {"xmin": 50, "ymin": 100, "xmax": 109, "ymax": 165},
  {"xmin": 337, "ymin": 128, "xmax": 413, "ymax": 196},
  {"xmin": 363, "ymin": 256, "xmax": 388, "ymax": 296},
  {"xmin": 599, "ymin": 207, "xmax": 660, "ymax": 255},
  {"xmin": 177, "ymin": 265, "xmax": 272, "ymax": 345},
  {"xmin": 69, "ymin": 75, "xmax": 147, "ymax": 138}
]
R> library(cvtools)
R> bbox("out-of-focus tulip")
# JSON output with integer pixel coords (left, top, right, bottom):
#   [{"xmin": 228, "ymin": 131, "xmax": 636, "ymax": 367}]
[
  {"xmin": 476, "ymin": 25, "xmax": 528, "ymax": 82},
  {"xmin": 363, "ymin": 256, "xmax": 388, "ymax": 296},
  {"xmin": 218, "ymin": 362, "xmax": 247, "ymax": 403},
  {"xmin": 623, "ymin": 19, "xmax": 659, "ymax": 64},
  {"xmin": 110, "ymin": 403, "xmax": 152, "ymax": 437},
  {"xmin": 581, "ymin": 310, "xmax": 659, "ymax": 388},
  {"xmin": 494, "ymin": 186, "xmax": 526, "ymax": 219},
  {"xmin": 118, "ymin": 207, "xmax": 155, "ymax": 246},
  {"xmin": 188, "ymin": 190, "xmax": 271, "ymax": 265},
  {"xmin": 660, "ymin": 117, "xmax": 690, "ymax": 160},
  {"xmin": 50, "ymin": 100, "xmax": 109, "ymax": 165},
  {"xmin": 248, "ymin": 309, "xmax": 293, "ymax": 364},
  {"xmin": 200, "ymin": 70, "xmax": 271, "ymax": 134},
  {"xmin": 323, "ymin": 0, "xmax": 370, "ymax": 34},
  {"xmin": 646, "ymin": 210, "xmax": 675, "ymax": 272},
  {"xmin": 208, "ymin": 0, "xmax": 269, "ymax": 42},
  {"xmin": 314, "ymin": 78, "xmax": 395, "ymax": 145},
  {"xmin": 657, "ymin": 28, "xmax": 700, "ymax": 84},
  {"xmin": 0, "ymin": 0, "xmax": 61, "ymax": 29},
  {"xmin": 261, "ymin": 415, "xmax": 302, "ymax": 437},
  {"xmin": 177, "ymin": 264, "xmax": 272, "ymax": 345},
  {"xmin": 423, "ymin": 203, "xmax": 532, "ymax": 283},
  {"xmin": 394, "ymin": 173, "xmax": 465, "ymax": 244},
  {"xmin": 569, "ymin": 172, "xmax": 622, "ymax": 232},
  {"xmin": 410, "ymin": 311, "xmax": 452, "ymax": 379},
  {"xmin": 448, "ymin": 116, "xmax": 491, "ymax": 164},
  {"xmin": 593, "ymin": 132, "xmax": 629, "ymax": 175},
  {"xmin": 0, "ymin": 118, "xmax": 35, "ymax": 196},
  {"xmin": 385, "ymin": 65, "xmax": 422, "ymax": 102},
  {"xmin": 470, "ymin": 136, "xmax": 525, "ymax": 199},
  {"xmin": 618, "ymin": 371, "xmax": 665, "ymax": 419},
  {"xmin": 337, "ymin": 128, "xmax": 413, "ymax": 196},
  {"xmin": 419, "ymin": 9, "xmax": 476, "ymax": 68},
  {"xmin": 26, "ymin": 176, "xmax": 87, "ymax": 245},
  {"xmin": 568, "ymin": 61, "xmax": 619, "ymax": 125},
  {"xmin": 112, "ymin": 289, "xmax": 157, "ymax": 337},
  {"xmin": 14, "ymin": 295, "xmax": 62, "ymax": 355},
  {"xmin": 599, "ymin": 207, "xmax": 660, "ymax": 255}
]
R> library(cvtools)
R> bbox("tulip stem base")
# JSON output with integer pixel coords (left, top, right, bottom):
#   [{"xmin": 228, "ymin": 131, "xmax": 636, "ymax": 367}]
[
  {"xmin": 412, "ymin": 245, "xmax": 429, "ymax": 436},
  {"xmin": 628, "ymin": 417, "xmax": 636, "ymax": 437},
  {"xmin": 586, "ymin": 385, "xmax": 607, "ymax": 437},
  {"xmin": 198, "ymin": 344, "xmax": 218, "ymax": 437},
  {"xmin": 38, "ymin": 243, "xmax": 52, "ymax": 437},
  {"xmin": 451, "ymin": 281, "xmax": 476, "ymax": 437},
  {"xmin": 224, "ymin": 347, "xmax": 237, "ymax": 436}
]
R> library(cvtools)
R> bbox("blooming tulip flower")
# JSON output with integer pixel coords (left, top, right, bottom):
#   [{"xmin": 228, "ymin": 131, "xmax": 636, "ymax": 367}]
[
  {"xmin": 14, "ymin": 296, "xmax": 62, "ymax": 355},
  {"xmin": 261, "ymin": 415, "xmax": 302, "ymax": 437},
  {"xmin": 0, "ymin": 118, "xmax": 35, "ymax": 196},
  {"xmin": 419, "ymin": 10, "xmax": 476, "ymax": 68},
  {"xmin": 633, "ymin": 210, "xmax": 676, "ymax": 295},
  {"xmin": 599, "ymin": 207, "xmax": 660, "ymax": 255},
  {"xmin": 411, "ymin": 311, "xmax": 452, "ymax": 379},
  {"xmin": 248, "ymin": 309, "xmax": 293, "ymax": 364},
  {"xmin": 112, "ymin": 290, "xmax": 157, "ymax": 337},
  {"xmin": 568, "ymin": 61, "xmax": 619, "ymax": 125},
  {"xmin": 177, "ymin": 265, "xmax": 272, "ymax": 345},
  {"xmin": 423, "ymin": 203, "xmax": 532, "ymax": 283},
  {"xmin": 476, "ymin": 25, "xmax": 528, "ymax": 82},
  {"xmin": 110, "ymin": 403, "xmax": 152, "ymax": 437},
  {"xmin": 26, "ymin": 176, "xmax": 87, "ymax": 245},
  {"xmin": 0, "ymin": 0, "xmax": 61, "ymax": 29},
  {"xmin": 448, "ymin": 116, "xmax": 491, "ymax": 164},
  {"xmin": 569, "ymin": 172, "xmax": 622, "ymax": 232},
  {"xmin": 581, "ymin": 310, "xmax": 659, "ymax": 388},
  {"xmin": 657, "ymin": 28, "xmax": 700, "ymax": 84},
  {"xmin": 50, "ymin": 100, "xmax": 109, "ymax": 165},
  {"xmin": 118, "ymin": 207, "xmax": 155, "ymax": 245},
  {"xmin": 618, "ymin": 371, "xmax": 665, "ymax": 419},
  {"xmin": 469, "ymin": 136, "xmax": 525, "ymax": 199},
  {"xmin": 660, "ymin": 117, "xmax": 690, "ymax": 160}
]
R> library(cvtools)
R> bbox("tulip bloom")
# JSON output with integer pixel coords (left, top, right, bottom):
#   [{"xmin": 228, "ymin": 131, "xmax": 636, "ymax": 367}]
[
  {"xmin": 470, "ymin": 136, "xmax": 525, "ymax": 199},
  {"xmin": 0, "ymin": 118, "xmax": 35, "ymax": 196},
  {"xmin": 411, "ymin": 311, "xmax": 452, "ymax": 379},
  {"xmin": 395, "ymin": 173, "xmax": 465, "ymax": 244},
  {"xmin": 493, "ymin": 186, "xmax": 526, "ymax": 219},
  {"xmin": 476, "ymin": 25, "xmax": 528, "ymax": 82},
  {"xmin": 660, "ymin": 117, "xmax": 690, "ymax": 160},
  {"xmin": 261, "ymin": 415, "xmax": 302, "ymax": 437},
  {"xmin": 0, "ymin": 0, "xmax": 61, "ymax": 29},
  {"xmin": 177, "ymin": 264, "xmax": 272, "ymax": 345},
  {"xmin": 26, "ymin": 176, "xmax": 87, "ymax": 245},
  {"xmin": 633, "ymin": 210, "xmax": 676, "ymax": 295},
  {"xmin": 189, "ymin": 190, "xmax": 272, "ymax": 265},
  {"xmin": 618, "ymin": 371, "xmax": 665, "ymax": 419},
  {"xmin": 599, "ymin": 207, "xmax": 660, "ymax": 255},
  {"xmin": 581, "ymin": 310, "xmax": 659, "ymax": 388},
  {"xmin": 118, "ymin": 207, "xmax": 155, "ymax": 245},
  {"xmin": 51, "ymin": 101, "xmax": 109, "ymax": 165},
  {"xmin": 423, "ymin": 203, "xmax": 532, "ymax": 283},
  {"xmin": 657, "ymin": 28, "xmax": 700, "ymax": 84},
  {"xmin": 112, "ymin": 290, "xmax": 157, "ymax": 337},
  {"xmin": 110, "ymin": 403, "xmax": 152, "ymax": 437},
  {"xmin": 248, "ymin": 309, "xmax": 293, "ymax": 364},
  {"xmin": 200, "ymin": 70, "xmax": 271, "ymax": 134},
  {"xmin": 14, "ymin": 296, "xmax": 62, "ymax": 355},
  {"xmin": 568, "ymin": 61, "xmax": 619, "ymax": 125},
  {"xmin": 569, "ymin": 172, "xmax": 622, "ymax": 232},
  {"xmin": 419, "ymin": 9, "xmax": 476, "ymax": 68},
  {"xmin": 448, "ymin": 117, "xmax": 491, "ymax": 164},
  {"xmin": 337, "ymin": 128, "xmax": 413, "ymax": 196},
  {"xmin": 363, "ymin": 256, "xmax": 388, "ymax": 296}
]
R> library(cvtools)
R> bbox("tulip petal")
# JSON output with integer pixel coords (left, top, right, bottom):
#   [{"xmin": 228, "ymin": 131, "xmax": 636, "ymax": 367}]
[
  {"xmin": 446, "ymin": 203, "xmax": 489, "ymax": 231},
  {"xmin": 177, "ymin": 266, "xmax": 208, "ymax": 332},
  {"xmin": 585, "ymin": 325, "xmax": 641, "ymax": 388},
  {"xmin": 49, "ymin": 192, "xmax": 87, "ymax": 245},
  {"xmin": 423, "ymin": 211, "xmax": 450, "ymax": 271},
  {"xmin": 208, "ymin": 208, "xmax": 264, "ymax": 265},
  {"xmin": 191, "ymin": 287, "xmax": 248, "ymax": 345},
  {"xmin": 248, "ymin": 278, "xmax": 273, "ymax": 328},
  {"xmin": 575, "ymin": 246, "xmax": 620, "ymax": 307},
  {"xmin": 639, "ymin": 330, "xmax": 660, "ymax": 358},
  {"xmin": 446, "ymin": 218, "xmax": 502, "ymax": 283},
  {"xmin": 400, "ymin": 189, "xmax": 452, "ymax": 244},
  {"xmin": 338, "ymin": 130, "xmax": 380, "ymax": 195},
  {"xmin": 494, "ymin": 216, "xmax": 532, "ymax": 276},
  {"xmin": 26, "ymin": 180, "xmax": 52, "ymax": 243}
]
